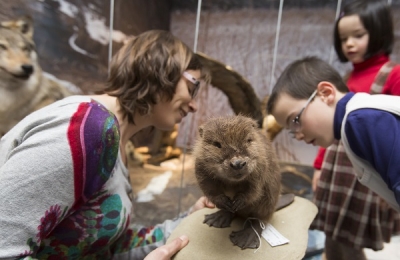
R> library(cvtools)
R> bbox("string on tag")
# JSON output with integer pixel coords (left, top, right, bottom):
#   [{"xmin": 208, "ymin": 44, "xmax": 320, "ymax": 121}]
[{"xmin": 243, "ymin": 217, "xmax": 266, "ymax": 253}]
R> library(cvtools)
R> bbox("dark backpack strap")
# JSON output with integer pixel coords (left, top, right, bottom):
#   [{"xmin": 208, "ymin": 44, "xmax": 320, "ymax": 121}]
[{"xmin": 370, "ymin": 61, "xmax": 396, "ymax": 94}]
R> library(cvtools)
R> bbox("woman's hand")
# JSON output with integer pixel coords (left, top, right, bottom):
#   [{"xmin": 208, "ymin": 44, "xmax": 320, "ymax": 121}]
[
  {"xmin": 144, "ymin": 235, "xmax": 189, "ymax": 260},
  {"xmin": 189, "ymin": 196, "xmax": 215, "ymax": 214},
  {"xmin": 144, "ymin": 197, "xmax": 214, "ymax": 259}
]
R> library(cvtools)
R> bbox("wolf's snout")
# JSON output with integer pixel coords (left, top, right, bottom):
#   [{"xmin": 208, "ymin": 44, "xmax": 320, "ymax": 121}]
[
  {"xmin": 230, "ymin": 159, "xmax": 246, "ymax": 170},
  {"xmin": 21, "ymin": 64, "xmax": 33, "ymax": 75}
]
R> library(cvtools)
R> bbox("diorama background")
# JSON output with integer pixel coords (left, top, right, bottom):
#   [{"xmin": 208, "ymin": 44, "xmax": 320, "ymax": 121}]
[{"xmin": 1, "ymin": 0, "xmax": 399, "ymax": 165}]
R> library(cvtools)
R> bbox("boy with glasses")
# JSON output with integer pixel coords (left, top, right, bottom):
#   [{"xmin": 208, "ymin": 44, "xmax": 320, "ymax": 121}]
[{"xmin": 267, "ymin": 56, "xmax": 400, "ymax": 211}]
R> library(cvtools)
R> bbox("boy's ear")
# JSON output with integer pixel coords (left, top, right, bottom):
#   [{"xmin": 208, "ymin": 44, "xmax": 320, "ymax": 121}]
[{"xmin": 316, "ymin": 81, "xmax": 336, "ymax": 105}]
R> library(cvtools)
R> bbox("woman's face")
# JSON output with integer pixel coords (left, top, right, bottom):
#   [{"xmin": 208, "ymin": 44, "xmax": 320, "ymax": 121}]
[{"xmin": 151, "ymin": 69, "xmax": 201, "ymax": 130}]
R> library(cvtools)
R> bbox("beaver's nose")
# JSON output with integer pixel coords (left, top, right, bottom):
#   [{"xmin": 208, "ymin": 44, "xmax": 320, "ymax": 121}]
[{"xmin": 230, "ymin": 159, "xmax": 246, "ymax": 170}]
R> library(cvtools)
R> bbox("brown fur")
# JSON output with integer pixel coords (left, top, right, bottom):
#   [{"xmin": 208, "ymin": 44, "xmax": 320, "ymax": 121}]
[
  {"xmin": 0, "ymin": 16, "xmax": 72, "ymax": 136},
  {"xmin": 193, "ymin": 115, "xmax": 281, "ymax": 249}
]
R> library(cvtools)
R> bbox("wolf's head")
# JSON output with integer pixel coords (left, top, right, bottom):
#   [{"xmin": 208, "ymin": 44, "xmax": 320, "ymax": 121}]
[{"xmin": 0, "ymin": 16, "xmax": 41, "ymax": 87}]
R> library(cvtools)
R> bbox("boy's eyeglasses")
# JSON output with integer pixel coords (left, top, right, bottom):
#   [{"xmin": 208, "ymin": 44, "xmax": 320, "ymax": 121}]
[
  {"xmin": 183, "ymin": 71, "xmax": 200, "ymax": 98},
  {"xmin": 289, "ymin": 90, "xmax": 317, "ymax": 134}
]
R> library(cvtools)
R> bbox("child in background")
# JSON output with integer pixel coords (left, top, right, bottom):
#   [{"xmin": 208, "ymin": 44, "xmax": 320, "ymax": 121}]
[{"xmin": 311, "ymin": 1, "xmax": 400, "ymax": 259}]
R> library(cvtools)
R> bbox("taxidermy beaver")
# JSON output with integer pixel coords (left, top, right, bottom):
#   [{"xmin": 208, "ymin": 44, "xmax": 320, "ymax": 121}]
[{"xmin": 193, "ymin": 115, "xmax": 292, "ymax": 249}]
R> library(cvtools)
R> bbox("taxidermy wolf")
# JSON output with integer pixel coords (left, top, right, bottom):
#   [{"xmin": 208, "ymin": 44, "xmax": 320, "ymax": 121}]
[{"xmin": 0, "ymin": 16, "xmax": 72, "ymax": 136}]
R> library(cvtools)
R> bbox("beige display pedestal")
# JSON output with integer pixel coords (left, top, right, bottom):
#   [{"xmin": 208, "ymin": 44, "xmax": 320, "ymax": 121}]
[{"xmin": 167, "ymin": 196, "xmax": 318, "ymax": 260}]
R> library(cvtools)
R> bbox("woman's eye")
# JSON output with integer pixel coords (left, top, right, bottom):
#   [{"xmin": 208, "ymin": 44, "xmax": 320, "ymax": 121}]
[
  {"xmin": 213, "ymin": 141, "xmax": 221, "ymax": 148},
  {"xmin": 188, "ymin": 85, "xmax": 194, "ymax": 96}
]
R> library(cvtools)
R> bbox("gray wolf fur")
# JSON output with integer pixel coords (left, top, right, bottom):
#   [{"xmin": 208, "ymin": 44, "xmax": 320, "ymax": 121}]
[{"xmin": 0, "ymin": 16, "xmax": 72, "ymax": 136}]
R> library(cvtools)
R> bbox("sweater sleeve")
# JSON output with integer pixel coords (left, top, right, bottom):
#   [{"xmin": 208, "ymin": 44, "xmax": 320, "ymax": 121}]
[
  {"xmin": 0, "ymin": 109, "xmax": 76, "ymax": 259},
  {"xmin": 0, "ymin": 101, "xmax": 120, "ymax": 259},
  {"xmin": 313, "ymin": 147, "xmax": 326, "ymax": 170},
  {"xmin": 345, "ymin": 108, "xmax": 400, "ymax": 205},
  {"xmin": 111, "ymin": 212, "xmax": 189, "ymax": 259}
]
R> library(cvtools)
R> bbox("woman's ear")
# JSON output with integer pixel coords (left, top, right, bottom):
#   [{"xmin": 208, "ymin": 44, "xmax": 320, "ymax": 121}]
[{"xmin": 316, "ymin": 81, "xmax": 336, "ymax": 105}]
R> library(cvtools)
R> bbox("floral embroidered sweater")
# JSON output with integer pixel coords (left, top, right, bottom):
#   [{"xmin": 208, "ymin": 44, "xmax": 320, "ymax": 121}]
[{"xmin": 0, "ymin": 96, "xmax": 182, "ymax": 260}]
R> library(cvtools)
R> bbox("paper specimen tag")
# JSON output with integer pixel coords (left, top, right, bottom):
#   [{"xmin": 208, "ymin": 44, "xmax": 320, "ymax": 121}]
[{"xmin": 261, "ymin": 223, "xmax": 290, "ymax": 247}]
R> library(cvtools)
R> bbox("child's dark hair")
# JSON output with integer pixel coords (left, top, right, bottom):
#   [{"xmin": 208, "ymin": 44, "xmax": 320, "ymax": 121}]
[
  {"xmin": 333, "ymin": 0, "xmax": 394, "ymax": 62},
  {"xmin": 267, "ymin": 56, "xmax": 348, "ymax": 114}
]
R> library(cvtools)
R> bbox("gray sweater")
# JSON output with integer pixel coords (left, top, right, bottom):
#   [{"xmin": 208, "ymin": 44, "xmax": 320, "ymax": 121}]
[{"xmin": 0, "ymin": 96, "xmax": 182, "ymax": 259}]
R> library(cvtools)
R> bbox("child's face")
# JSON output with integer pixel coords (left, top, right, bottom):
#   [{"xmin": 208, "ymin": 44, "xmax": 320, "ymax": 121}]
[
  {"xmin": 271, "ymin": 91, "xmax": 336, "ymax": 148},
  {"xmin": 338, "ymin": 14, "xmax": 369, "ymax": 64}
]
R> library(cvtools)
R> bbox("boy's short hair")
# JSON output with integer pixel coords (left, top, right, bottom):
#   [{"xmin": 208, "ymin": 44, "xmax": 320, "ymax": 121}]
[
  {"xmin": 267, "ymin": 56, "xmax": 348, "ymax": 114},
  {"xmin": 333, "ymin": 0, "xmax": 394, "ymax": 62},
  {"xmin": 104, "ymin": 30, "xmax": 210, "ymax": 124}
]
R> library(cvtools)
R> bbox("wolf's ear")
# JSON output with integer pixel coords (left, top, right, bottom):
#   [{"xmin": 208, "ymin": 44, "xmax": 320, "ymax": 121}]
[{"xmin": 1, "ymin": 15, "xmax": 34, "ymax": 39}]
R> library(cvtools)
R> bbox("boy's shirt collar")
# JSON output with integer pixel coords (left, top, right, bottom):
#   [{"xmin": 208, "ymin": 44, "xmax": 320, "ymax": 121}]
[{"xmin": 334, "ymin": 92, "xmax": 355, "ymax": 140}]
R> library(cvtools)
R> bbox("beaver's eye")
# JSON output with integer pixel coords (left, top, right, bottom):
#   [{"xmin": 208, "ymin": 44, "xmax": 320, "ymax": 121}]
[
  {"xmin": 247, "ymin": 138, "xmax": 253, "ymax": 143},
  {"xmin": 213, "ymin": 141, "xmax": 221, "ymax": 148}
]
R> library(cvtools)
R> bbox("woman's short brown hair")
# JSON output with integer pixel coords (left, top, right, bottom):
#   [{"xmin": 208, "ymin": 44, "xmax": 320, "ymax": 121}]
[{"xmin": 104, "ymin": 30, "xmax": 209, "ymax": 124}]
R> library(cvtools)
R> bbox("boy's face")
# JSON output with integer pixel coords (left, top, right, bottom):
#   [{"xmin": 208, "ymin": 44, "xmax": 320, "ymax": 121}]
[{"xmin": 271, "ymin": 91, "xmax": 336, "ymax": 148}]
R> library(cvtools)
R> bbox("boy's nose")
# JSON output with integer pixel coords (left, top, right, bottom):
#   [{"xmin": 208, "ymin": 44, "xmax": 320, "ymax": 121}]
[{"xmin": 294, "ymin": 131, "xmax": 304, "ymax": 141}]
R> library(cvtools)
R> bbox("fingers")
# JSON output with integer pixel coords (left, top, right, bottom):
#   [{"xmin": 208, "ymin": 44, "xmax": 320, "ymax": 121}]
[
  {"xmin": 144, "ymin": 235, "xmax": 189, "ymax": 260},
  {"xmin": 312, "ymin": 169, "xmax": 321, "ymax": 192},
  {"xmin": 167, "ymin": 235, "xmax": 189, "ymax": 254},
  {"xmin": 203, "ymin": 196, "xmax": 215, "ymax": 208},
  {"xmin": 189, "ymin": 196, "xmax": 216, "ymax": 214},
  {"xmin": 312, "ymin": 177, "xmax": 317, "ymax": 192}
]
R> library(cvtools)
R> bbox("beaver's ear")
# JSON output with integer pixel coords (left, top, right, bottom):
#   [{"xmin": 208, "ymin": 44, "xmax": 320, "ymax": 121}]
[
  {"xmin": 250, "ymin": 119, "xmax": 258, "ymax": 129},
  {"xmin": 198, "ymin": 126, "xmax": 204, "ymax": 138}
]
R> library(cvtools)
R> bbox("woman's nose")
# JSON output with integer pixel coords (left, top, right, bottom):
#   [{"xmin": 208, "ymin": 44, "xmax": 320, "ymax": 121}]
[{"xmin": 189, "ymin": 99, "xmax": 198, "ymax": 113}]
